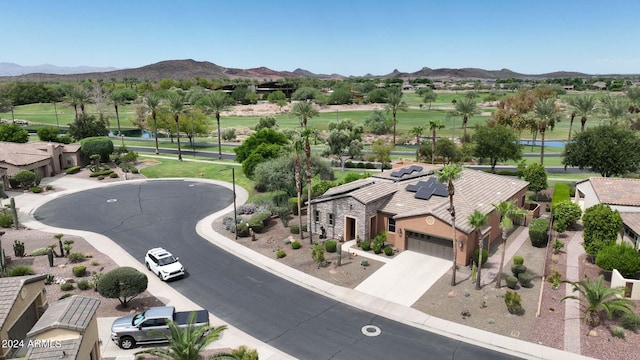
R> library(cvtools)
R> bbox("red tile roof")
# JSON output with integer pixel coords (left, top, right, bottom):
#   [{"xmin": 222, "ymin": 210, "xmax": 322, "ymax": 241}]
[{"xmin": 589, "ymin": 178, "xmax": 640, "ymax": 206}]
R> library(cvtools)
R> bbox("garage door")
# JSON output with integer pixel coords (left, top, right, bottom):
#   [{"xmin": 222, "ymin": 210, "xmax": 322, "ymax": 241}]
[{"xmin": 406, "ymin": 230, "xmax": 453, "ymax": 260}]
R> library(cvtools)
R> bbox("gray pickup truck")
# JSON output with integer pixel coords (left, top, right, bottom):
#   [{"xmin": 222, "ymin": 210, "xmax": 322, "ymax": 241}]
[{"xmin": 111, "ymin": 306, "xmax": 209, "ymax": 349}]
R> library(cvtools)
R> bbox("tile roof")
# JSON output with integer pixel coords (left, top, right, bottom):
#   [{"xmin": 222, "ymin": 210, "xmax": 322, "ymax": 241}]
[
  {"xmin": 383, "ymin": 169, "xmax": 529, "ymax": 233},
  {"xmin": 27, "ymin": 295, "xmax": 100, "ymax": 337},
  {"xmin": 589, "ymin": 178, "xmax": 640, "ymax": 207},
  {"xmin": 0, "ymin": 141, "xmax": 79, "ymax": 166},
  {"xmin": 0, "ymin": 275, "xmax": 47, "ymax": 329},
  {"xmin": 621, "ymin": 212, "xmax": 640, "ymax": 235},
  {"xmin": 25, "ymin": 338, "xmax": 81, "ymax": 360}
]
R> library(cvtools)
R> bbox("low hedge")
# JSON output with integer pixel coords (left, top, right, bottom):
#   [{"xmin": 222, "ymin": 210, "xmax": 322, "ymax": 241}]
[
  {"xmin": 89, "ymin": 169, "xmax": 114, "ymax": 177},
  {"xmin": 290, "ymin": 224, "xmax": 307, "ymax": 234},
  {"xmin": 248, "ymin": 211, "xmax": 272, "ymax": 233},
  {"xmin": 529, "ymin": 218, "xmax": 550, "ymax": 248},
  {"xmin": 552, "ymin": 183, "xmax": 570, "ymax": 206},
  {"xmin": 65, "ymin": 166, "xmax": 81, "ymax": 174},
  {"xmin": 324, "ymin": 240, "xmax": 337, "ymax": 253}
]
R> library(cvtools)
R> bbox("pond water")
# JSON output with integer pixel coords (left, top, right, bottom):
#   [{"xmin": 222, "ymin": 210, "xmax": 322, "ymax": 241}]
[{"xmin": 519, "ymin": 140, "xmax": 567, "ymax": 147}]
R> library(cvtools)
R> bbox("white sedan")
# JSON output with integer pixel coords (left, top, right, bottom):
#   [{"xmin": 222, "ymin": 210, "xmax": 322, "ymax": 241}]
[{"xmin": 144, "ymin": 247, "xmax": 185, "ymax": 281}]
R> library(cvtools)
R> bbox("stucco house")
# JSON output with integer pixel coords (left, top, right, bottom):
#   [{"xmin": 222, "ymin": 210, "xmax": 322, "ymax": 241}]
[
  {"xmin": 0, "ymin": 275, "xmax": 48, "ymax": 360},
  {"xmin": 21, "ymin": 295, "xmax": 101, "ymax": 360},
  {"xmin": 575, "ymin": 177, "xmax": 640, "ymax": 248},
  {"xmin": 0, "ymin": 141, "xmax": 84, "ymax": 191},
  {"xmin": 310, "ymin": 163, "xmax": 530, "ymax": 266}
]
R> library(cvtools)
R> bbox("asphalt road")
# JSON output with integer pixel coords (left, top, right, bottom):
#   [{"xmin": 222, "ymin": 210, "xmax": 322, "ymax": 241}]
[{"xmin": 33, "ymin": 180, "xmax": 520, "ymax": 360}]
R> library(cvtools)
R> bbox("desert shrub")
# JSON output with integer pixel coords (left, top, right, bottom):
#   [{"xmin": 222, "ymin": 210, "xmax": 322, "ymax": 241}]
[
  {"xmin": 72, "ymin": 265, "xmax": 87, "ymax": 277},
  {"xmin": 30, "ymin": 186, "xmax": 43, "ymax": 193},
  {"xmin": 276, "ymin": 249, "xmax": 286, "ymax": 259},
  {"xmin": 504, "ymin": 290, "xmax": 523, "ymax": 314},
  {"xmin": 505, "ymin": 275, "xmax": 519, "ymax": 289},
  {"xmin": 472, "ymin": 248, "xmax": 489, "ymax": 266},
  {"xmin": 44, "ymin": 274, "xmax": 55, "ymax": 285},
  {"xmin": 529, "ymin": 218, "xmax": 550, "ymax": 248},
  {"xmin": 80, "ymin": 136, "xmax": 114, "ymax": 163},
  {"xmin": 345, "ymin": 160, "xmax": 355, "ymax": 168},
  {"xmin": 239, "ymin": 203, "xmax": 257, "ymax": 215},
  {"xmin": 65, "ymin": 166, "xmax": 81, "ymax": 174},
  {"xmin": 595, "ymin": 243, "xmax": 640, "ymax": 278},
  {"xmin": 109, "ymin": 172, "xmax": 119, "ymax": 178},
  {"xmin": 612, "ymin": 326, "xmax": 626, "ymax": 339},
  {"xmin": 77, "ymin": 279, "xmax": 92, "ymax": 290},
  {"xmin": 222, "ymin": 128, "xmax": 236, "ymax": 141},
  {"xmin": 365, "ymin": 162, "xmax": 376, "ymax": 169},
  {"xmin": 0, "ymin": 210, "xmax": 13, "ymax": 228},
  {"xmin": 553, "ymin": 200, "xmax": 582, "ymax": 229},
  {"xmin": 324, "ymin": 240, "xmax": 337, "ymax": 253},
  {"xmin": 552, "ymin": 239, "xmax": 565, "ymax": 253},
  {"xmin": 547, "ymin": 270, "xmax": 562, "ymax": 289},
  {"xmin": 356, "ymin": 162, "xmax": 365, "ymax": 168},
  {"xmin": 518, "ymin": 272, "xmax": 533, "ymax": 288},
  {"xmin": 384, "ymin": 246, "xmax": 393, "ymax": 256},
  {"xmin": 60, "ymin": 283, "xmax": 75, "ymax": 291},
  {"xmin": 372, "ymin": 231, "xmax": 387, "ymax": 247},
  {"xmin": 621, "ymin": 312, "xmax": 640, "ymax": 331},
  {"xmin": 511, "ymin": 264, "xmax": 527, "ymax": 276},
  {"xmin": 30, "ymin": 247, "xmax": 49, "ymax": 256},
  {"xmin": 236, "ymin": 222, "xmax": 250, "ymax": 237},
  {"xmin": 68, "ymin": 252, "xmax": 86, "ymax": 263},
  {"xmin": 90, "ymin": 169, "xmax": 113, "ymax": 177},
  {"xmin": 373, "ymin": 244, "xmax": 382, "ymax": 254},
  {"xmin": 8, "ymin": 265, "xmax": 35, "ymax": 276},
  {"xmin": 290, "ymin": 224, "xmax": 307, "ymax": 234},
  {"xmin": 13, "ymin": 170, "xmax": 36, "ymax": 188},
  {"xmin": 288, "ymin": 198, "xmax": 299, "ymax": 215},
  {"xmin": 277, "ymin": 207, "xmax": 291, "ymax": 227},
  {"xmin": 291, "ymin": 241, "xmax": 301, "ymax": 250},
  {"xmin": 13, "ymin": 240, "xmax": 25, "ymax": 257},
  {"xmin": 360, "ymin": 241, "xmax": 371, "ymax": 251},
  {"xmin": 248, "ymin": 211, "xmax": 271, "ymax": 233},
  {"xmin": 513, "ymin": 256, "xmax": 524, "ymax": 265}
]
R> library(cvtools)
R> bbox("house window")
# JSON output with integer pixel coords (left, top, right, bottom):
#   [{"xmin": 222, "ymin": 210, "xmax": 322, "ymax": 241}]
[
  {"xmin": 521, "ymin": 195, "xmax": 526, "ymax": 207},
  {"xmin": 328, "ymin": 213, "xmax": 334, "ymax": 226},
  {"xmin": 314, "ymin": 210, "xmax": 320, "ymax": 222},
  {"xmin": 388, "ymin": 218, "xmax": 396, "ymax": 232}
]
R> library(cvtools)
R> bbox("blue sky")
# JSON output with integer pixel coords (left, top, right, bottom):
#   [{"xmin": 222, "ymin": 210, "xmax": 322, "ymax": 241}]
[{"xmin": 3, "ymin": 0, "xmax": 640, "ymax": 76}]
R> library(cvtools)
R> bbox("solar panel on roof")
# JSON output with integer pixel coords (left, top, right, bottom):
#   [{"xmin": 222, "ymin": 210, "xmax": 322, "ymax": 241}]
[
  {"xmin": 390, "ymin": 165, "xmax": 424, "ymax": 178},
  {"xmin": 405, "ymin": 177, "xmax": 448, "ymax": 200}
]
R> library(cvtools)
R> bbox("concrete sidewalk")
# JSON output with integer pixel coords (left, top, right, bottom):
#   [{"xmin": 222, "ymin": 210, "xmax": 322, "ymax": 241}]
[{"xmin": 11, "ymin": 175, "xmax": 595, "ymax": 360}]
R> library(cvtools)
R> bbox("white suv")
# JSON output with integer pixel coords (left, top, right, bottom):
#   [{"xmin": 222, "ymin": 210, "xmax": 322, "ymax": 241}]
[{"xmin": 145, "ymin": 248, "xmax": 185, "ymax": 281}]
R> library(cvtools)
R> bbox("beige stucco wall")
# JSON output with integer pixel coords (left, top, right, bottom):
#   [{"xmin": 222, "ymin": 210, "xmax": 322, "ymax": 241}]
[
  {"xmin": 0, "ymin": 280, "xmax": 47, "ymax": 359},
  {"xmin": 29, "ymin": 312, "xmax": 100, "ymax": 360}
]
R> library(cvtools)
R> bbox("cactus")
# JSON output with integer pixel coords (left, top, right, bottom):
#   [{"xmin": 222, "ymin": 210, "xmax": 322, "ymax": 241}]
[
  {"xmin": 0, "ymin": 239, "xmax": 6, "ymax": 272},
  {"xmin": 47, "ymin": 247, "xmax": 54, "ymax": 267},
  {"xmin": 10, "ymin": 198, "xmax": 18, "ymax": 229},
  {"xmin": 13, "ymin": 240, "xmax": 25, "ymax": 257}
]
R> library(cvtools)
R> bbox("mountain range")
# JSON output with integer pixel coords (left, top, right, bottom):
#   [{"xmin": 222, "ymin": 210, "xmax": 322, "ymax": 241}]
[{"xmin": 0, "ymin": 59, "xmax": 627, "ymax": 82}]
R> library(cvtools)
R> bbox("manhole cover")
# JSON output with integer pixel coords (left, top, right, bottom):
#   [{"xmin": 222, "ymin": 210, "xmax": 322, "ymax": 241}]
[
  {"xmin": 106, "ymin": 199, "xmax": 117, "ymax": 203},
  {"xmin": 361, "ymin": 325, "xmax": 381, "ymax": 337}
]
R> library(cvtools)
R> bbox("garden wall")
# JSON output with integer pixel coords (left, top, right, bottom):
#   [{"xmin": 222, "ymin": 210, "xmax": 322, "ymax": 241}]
[{"xmin": 611, "ymin": 269, "xmax": 640, "ymax": 300}]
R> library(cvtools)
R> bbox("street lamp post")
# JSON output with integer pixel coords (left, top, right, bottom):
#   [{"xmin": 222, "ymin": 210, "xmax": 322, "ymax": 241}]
[
  {"xmin": 53, "ymin": 102, "xmax": 60, "ymax": 130},
  {"xmin": 232, "ymin": 168, "xmax": 237, "ymax": 240}
]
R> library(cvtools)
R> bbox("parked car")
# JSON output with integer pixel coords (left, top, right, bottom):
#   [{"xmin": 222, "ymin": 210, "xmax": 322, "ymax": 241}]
[
  {"xmin": 144, "ymin": 247, "xmax": 185, "ymax": 281},
  {"xmin": 111, "ymin": 306, "xmax": 209, "ymax": 349}
]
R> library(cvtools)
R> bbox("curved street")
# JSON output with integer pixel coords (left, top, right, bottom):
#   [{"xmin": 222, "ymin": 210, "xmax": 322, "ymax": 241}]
[{"xmin": 32, "ymin": 180, "xmax": 521, "ymax": 360}]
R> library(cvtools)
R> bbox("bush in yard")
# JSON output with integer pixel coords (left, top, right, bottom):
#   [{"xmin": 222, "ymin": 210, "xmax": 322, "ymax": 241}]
[
  {"xmin": 324, "ymin": 240, "xmax": 337, "ymax": 253},
  {"xmin": 511, "ymin": 264, "xmax": 527, "ymax": 277},
  {"xmin": 77, "ymin": 279, "xmax": 92, "ymax": 290},
  {"xmin": 0, "ymin": 210, "xmax": 13, "ymax": 228},
  {"xmin": 473, "ymin": 248, "xmax": 488, "ymax": 266},
  {"xmin": 30, "ymin": 186, "xmax": 43, "ymax": 193},
  {"xmin": 583, "ymin": 203, "xmax": 623, "ymax": 260},
  {"xmin": 80, "ymin": 136, "xmax": 114, "ymax": 163},
  {"xmin": 513, "ymin": 255, "xmax": 524, "ymax": 265},
  {"xmin": 60, "ymin": 283, "xmax": 75, "ymax": 291},
  {"xmin": 384, "ymin": 246, "xmax": 393, "ymax": 256},
  {"xmin": 360, "ymin": 241, "xmax": 371, "ymax": 251},
  {"xmin": 504, "ymin": 290, "xmax": 523, "ymax": 314},
  {"xmin": 505, "ymin": 275, "xmax": 519, "ymax": 289},
  {"xmin": 529, "ymin": 218, "xmax": 550, "ymax": 248},
  {"xmin": 288, "ymin": 198, "xmax": 299, "ymax": 215},
  {"xmin": 291, "ymin": 241, "xmax": 301, "ymax": 250},
  {"xmin": 276, "ymin": 249, "xmax": 286, "ymax": 259},
  {"xmin": 65, "ymin": 166, "xmax": 81, "ymax": 174},
  {"xmin": 72, "ymin": 265, "xmax": 87, "ymax": 277},
  {"xmin": 68, "ymin": 252, "xmax": 86, "ymax": 263},
  {"xmin": 97, "ymin": 266, "xmax": 148, "ymax": 307},
  {"xmin": 553, "ymin": 200, "xmax": 582, "ymax": 230},
  {"xmin": 311, "ymin": 243, "xmax": 325, "ymax": 268},
  {"xmin": 248, "ymin": 211, "xmax": 271, "ymax": 233},
  {"xmin": 595, "ymin": 243, "xmax": 640, "ymax": 278},
  {"xmin": 277, "ymin": 207, "xmax": 291, "ymax": 227},
  {"xmin": 518, "ymin": 272, "xmax": 533, "ymax": 288},
  {"xmin": 8, "ymin": 265, "xmax": 35, "ymax": 276},
  {"xmin": 236, "ymin": 222, "xmax": 250, "ymax": 237},
  {"xmin": 13, "ymin": 170, "xmax": 36, "ymax": 188},
  {"xmin": 621, "ymin": 312, "xmax": 640, "ymax": 331},
  {"xmin": 547, "ymin": 270, "xmax": 562, "ymax": 289},
  {"xmin": 373, "ymin": 244, "xmax": 382, "ymax": 254},
  {"xmin": 290, "ymin": 224, "xmax": 307, "ymax": 234}
]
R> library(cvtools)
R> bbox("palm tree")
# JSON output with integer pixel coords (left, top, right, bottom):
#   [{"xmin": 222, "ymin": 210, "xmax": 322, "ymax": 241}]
[
  {"xmin": 166, "ymin": 92, "xmax": 186, "ymax": 161},
  {"xmin": 454, "ymin": 98, "xmax": 479, "ymax": 142},
  {"xmin": 533, "ymin": 98, "xmax": 560, "ymax": 165},
  {"xmin": 197, "ymin": 91, "xmax": 235, "ymax": 159},
  {"xmin": 568, "ymin": 111, "xmax": 576, "ymax": 142},
  {"xmin": 108, "ymin": 90, "xmax": 128, "ymax": 136},
  {"xmin": 428, "ymin": 119, "xmax": 445, "ymax": 164},
  {"xmin": 288, "ymin": 129, "xmax": 306, "ymax": 241},
  {"xmin": 408, "ymin": 125, "xmax": 424, "ymax": 161},
  {"xmin": 291, "ymin": 102, "xmax": 319, "ymax": 243},
  {"xmin": 436, "ymin": 164, "xmax": 463, "ymax": 286},
  {"xmin": 600, "ymin": 95, "xmax": 629, "ymax": 125},
  {"xmin": 135, "ymin": 312, "xmax": 235, "ymax": 360},
  {"xmin": 145, "ymin": 92, "xmax": 162, "ymax": 154},
  {"xmin": 568, "ymin": 94, "xmax": 596, "ymax": 132},
  {"xmin": 493, "ymin": 200, "xmax": 528, "ymax": 289},
  {"xmin": 385, "ymin": 89, "xmax": 408, "ymax": 145},
  {"xmin": 468, "ymin": 210, "xmax": 488, "ymax": 290},
  {"xmin": 65, "ymin": 86, "xmax": 91, "ymax": 119},
  {"xmin": 562, "ymin": 275, "xmax": 635, "ymax": 328}
]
